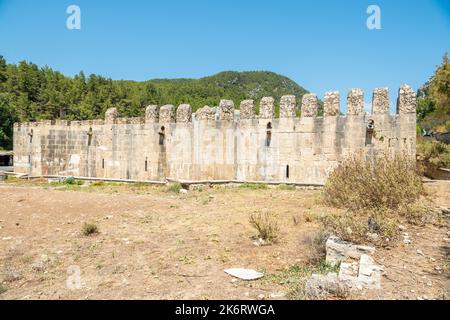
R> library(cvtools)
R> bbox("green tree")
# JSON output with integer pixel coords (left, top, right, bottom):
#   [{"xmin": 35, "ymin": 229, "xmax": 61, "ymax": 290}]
[{"xmin": 0, "ymin": 93, "xmax": 17, "ymax": 150}]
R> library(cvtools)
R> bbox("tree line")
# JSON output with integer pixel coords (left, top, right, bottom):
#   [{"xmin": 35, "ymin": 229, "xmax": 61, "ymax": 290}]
[{"xmin": 0, "ymin": 56, "xmax": 308, "ymax": 150}]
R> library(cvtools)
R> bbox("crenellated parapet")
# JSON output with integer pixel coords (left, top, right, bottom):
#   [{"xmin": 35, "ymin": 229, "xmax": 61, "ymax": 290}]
[
  {"xmin": 259, "ymin": 97, "xmax": 275, "ymax": 119},
  {"xmin": 176, "ymin": 104, "xmax": 192, "ymax": 123},
  {"xmin": 397, "ymin": 84, "xmax": 416, "ymax": 114},
  {"xmin": 196, "ymin": 106, "xmax": 215, "ymax": 121},
  {"xmin": 105, "ymin": 107, "xmax": 118, "ymax": 124},
  {"xmin": 159, "ymin": 105, "xmax": 175, "ymax": 124},
  {"xmin": 145, "ymin": 105, "xmax": 159, "ymax": 123},
  {"xmin": 301, "ymin": 93, "xmax": 318, "ymax": 117},
  {"xmin": 240, "ymin": 100, "xmax": 256, "ymax": 119},
  {"xmin": 372, "ymin": 88, "xmax": 389, "ymax": 114},
  {"xmin": 219, "ymin": 100, "xmax": 234, "ymax": 121},
  {"xmin": 347, "ymin": 89, "xmax": 364, "ymax": 115},
  {"xmin": 13, "ymin": 85, "xmax": 417, "ymax": 129},
  {"xmin": 324, "ymin": 91, "xmax": 340, "ymax": 116},
  {"xmin": 280, "ymin": 95, "xmax": 296, "ymax": 118}
]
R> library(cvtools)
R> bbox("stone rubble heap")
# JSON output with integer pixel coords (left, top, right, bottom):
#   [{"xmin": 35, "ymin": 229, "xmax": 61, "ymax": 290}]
[{"xmin": 306, "ymin": 236, "xmax": 384, "ymax": 298}]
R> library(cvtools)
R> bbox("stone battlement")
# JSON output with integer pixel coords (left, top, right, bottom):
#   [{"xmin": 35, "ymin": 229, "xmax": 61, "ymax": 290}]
[
  {"xmin": 14, "ymin": 85, "xmax": 416, "ymax": 128},
  {"xmin": 13, "ymin": 85, "xmax": 417, "ymax": 185}
]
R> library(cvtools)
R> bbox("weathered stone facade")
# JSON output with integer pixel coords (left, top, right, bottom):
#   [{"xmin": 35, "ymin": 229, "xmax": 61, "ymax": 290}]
[
  {"xmin": 280, "ymin": 95, "xmax": 296, "ymax": 118},
  {"xmin": 176, "ymin": 104, "xmax": 192, "ymax": 123},
  {"xmin": 397, "ymin": 84, "xmax": 417, "ymax": 114},
  {"xmin": 13, "ymin": 86, "xmax": 417, "ymax": 185},
  {"xmin": 372, "ymin": 88, "xmax": 389, "ymax": 114},
  {"xmin": 324, "ymin": 91, "xmax": 340, "ymax": 116},
  {"xmin": 347, "ymin": 89, "xmax": 364, "ymax": 115},
  {"xmin": 145, "ymin": 105, "xmax": 159, "ymax": 123},
  {"xmin": 159, "ymin": 105, "xmax": 175, "ymax": 124},
  {"xmin": 301, "ymin": 94, "xmax": 318, "ymax": 117},
  {"xmin": 259, "ymin": 97, "xmax": 275, "ymax": 119},
  {"xmin": 240, "ymin": 100, "xmax": 256, "ymax": 119},
  {"xmin": 219, "ymin": 100, "xmax": 234, "ymax": 121},
  {"xmin": 196, "ymin": 106, "xmax": 215, "ymax": 121}
]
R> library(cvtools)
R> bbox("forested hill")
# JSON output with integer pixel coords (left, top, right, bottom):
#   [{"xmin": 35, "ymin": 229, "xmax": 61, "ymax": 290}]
[
  {"xmin": 147, "ymin": 71, "xmax": 308, "ymax": 110},
  {"xmin": 0, "ymin": 56, "xmax": 310, "ymax": 149}
]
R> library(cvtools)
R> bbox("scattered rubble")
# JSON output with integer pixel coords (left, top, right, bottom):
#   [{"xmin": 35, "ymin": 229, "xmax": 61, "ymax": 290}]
[
  {"xmin": 306, "ymin": 236, "xmax": 383, "ymax": 298},
  {"xmin": 403, "ymin": 233, "xmax": 412, "ymax": 244}
]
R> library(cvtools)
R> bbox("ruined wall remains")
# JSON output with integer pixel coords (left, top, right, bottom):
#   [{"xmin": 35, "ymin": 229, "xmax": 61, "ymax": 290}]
[{"xmin": 13, "ymin": 85, "xmax": 417, "ymax": 185}]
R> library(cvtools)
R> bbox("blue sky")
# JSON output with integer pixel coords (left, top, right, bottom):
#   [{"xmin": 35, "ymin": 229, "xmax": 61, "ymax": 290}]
[{"xmin": 0, "ymin": 0, "xmax": 449, "ymax": 111}]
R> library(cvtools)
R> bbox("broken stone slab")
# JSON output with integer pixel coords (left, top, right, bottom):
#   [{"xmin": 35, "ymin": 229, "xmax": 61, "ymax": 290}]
[
  {"xmin": 326, "ymin": 236, "xmax": 375, "ymax": 265},
  {"xmin": 338, "ymin": 254, "xmax": 383, "ymax": 290},
  {"xmin": 305, "ymin": 273, "xmax": 350, "ymax": 299},
  {"xmin": 224, "ymin": 268, "xmax": 264, "ymax": 280},
  {"xmin": 357, "ymin": 254, "xmax": 383, "ymax": 289}
]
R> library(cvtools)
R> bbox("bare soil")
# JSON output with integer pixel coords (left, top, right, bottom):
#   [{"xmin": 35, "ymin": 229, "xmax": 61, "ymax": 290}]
[{"xmin": 0, "ymin": 179, "xmax": 448, "ymax": 300}]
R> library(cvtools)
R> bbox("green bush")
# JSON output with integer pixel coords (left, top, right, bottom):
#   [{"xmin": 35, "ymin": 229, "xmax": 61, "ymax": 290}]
[
  {"xmin": 239, "ymin": 183, "xmax": 268, "ymax": 190},
  {"xmin": 63, "ymin": 177, "xmax": 83, "ymax": 185},
  {"xmin": 417, "ymin": 137, "xmax": 450, "ymax": 171},
  {"xmin": 165, "ymin": 182, "xmax": 182, "ymax": 193}
]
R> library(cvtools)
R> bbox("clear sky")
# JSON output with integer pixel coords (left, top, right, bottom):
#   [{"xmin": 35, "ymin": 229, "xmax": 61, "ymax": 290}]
[{"xmin": 0, "ymin": 0, "xmax": 449, "ymax": 111}]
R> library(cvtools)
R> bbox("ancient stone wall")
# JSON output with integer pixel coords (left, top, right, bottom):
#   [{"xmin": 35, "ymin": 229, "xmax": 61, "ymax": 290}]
[{"xmin": 13, "ymin": 86, "xmax": 417, "ymax": 185}]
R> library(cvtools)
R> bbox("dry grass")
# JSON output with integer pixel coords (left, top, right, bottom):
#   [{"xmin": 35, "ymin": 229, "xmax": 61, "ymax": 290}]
[
  {"xmin": 0, "ymin": 178, "xmax": 448, "ymax": 300},
  {"xmin": 321, "ymin": 153, "xmax": 435, "ymax": 244},
  {"xmin": 324, "ymin": 153, "xmax": 423, "ymax": 211},
  {"xmin": 249, "ymin": 211, "xmax": 280, "ymax": 243},
  {"xmin": 301, "ymin": 230, "xmax": 330, "ymax": 264}
]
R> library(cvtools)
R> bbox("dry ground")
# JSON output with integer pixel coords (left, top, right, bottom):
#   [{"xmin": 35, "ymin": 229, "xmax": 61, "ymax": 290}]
[{"xmin": 0, "ymin": 179, "xmax": 448, "ymax": 300}]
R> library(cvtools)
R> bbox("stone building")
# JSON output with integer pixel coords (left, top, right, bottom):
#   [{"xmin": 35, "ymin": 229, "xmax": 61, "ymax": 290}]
[{"xmin": 13, "ymin": 85, "xmax": 417, "ymax": 185}]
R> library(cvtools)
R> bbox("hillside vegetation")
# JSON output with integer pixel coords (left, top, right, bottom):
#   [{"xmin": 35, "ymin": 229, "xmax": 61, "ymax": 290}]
[
  {"xmin": 0, "ymin": 56, "xmax": 309, "ymax": 149},
  {"xmin": 416, "ymin": 53, "xmax": 450, "ymax": 172}
]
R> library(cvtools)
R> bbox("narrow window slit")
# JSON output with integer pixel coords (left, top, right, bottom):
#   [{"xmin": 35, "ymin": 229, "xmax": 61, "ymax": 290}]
[
  {"xmin": 365, "ymin": 119, "xmax": 375, "ymax": 146},
  {"xmin": 159, "ymin": 126, "xmax": 165, "ymax": 146},
  {"xmin": 87, "ymin": 127, "xmax": 93, "ymax": 146},
  {"xmin": 266, "ymin": 122, "xmax": 272, "ymax": 147}
]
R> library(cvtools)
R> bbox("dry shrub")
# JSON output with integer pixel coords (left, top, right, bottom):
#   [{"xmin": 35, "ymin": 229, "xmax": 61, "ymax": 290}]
[
  {"xmin": 397, "ymin": 201, "xmax": 443, "ymax": 226},
  {"xmin": 302, "ymin": 230, "xmax": 330, "ymax": 264},
  {"xmin": 320, "ymin": 212, "xmax": 368, "ymax": 243},
  {"xmin": 322, "ymin": 153, "xmax": 431, "ymax": 244},
  {"xmin": 82, "ymin": 222, "xmax": 99, "ymax": 236},
  {"xmin": 324, "ymin": 153, "xmax": 423, "ymax": 211},
  {"xmin": 249, "ymin": 211, "xmax": 280, "ymax": 243}
]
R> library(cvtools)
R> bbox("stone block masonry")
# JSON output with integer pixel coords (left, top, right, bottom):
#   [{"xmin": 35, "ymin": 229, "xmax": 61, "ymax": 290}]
[{"xmin": 13, "ymin": 85, "xmax": 417, "ymax": 185}]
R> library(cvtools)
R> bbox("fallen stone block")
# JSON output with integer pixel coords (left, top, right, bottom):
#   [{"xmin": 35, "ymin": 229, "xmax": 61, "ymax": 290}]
[{"xmin": 326, "ymin": 236, "xmax": 375, "ymax": 265}]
